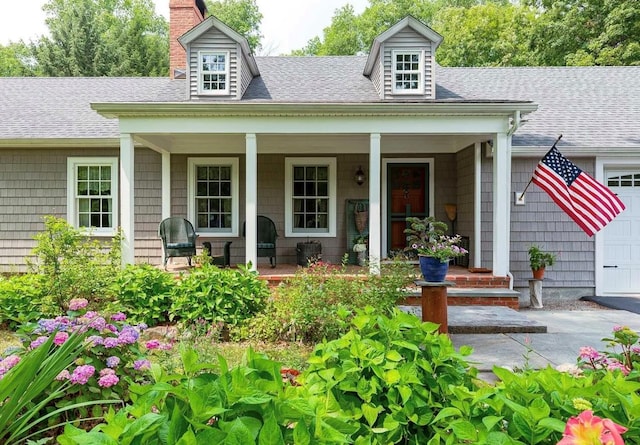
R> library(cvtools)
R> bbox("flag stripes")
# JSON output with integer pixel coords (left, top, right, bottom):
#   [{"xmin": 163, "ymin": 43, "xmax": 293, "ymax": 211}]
[{"xmin": 532, "ymin": 146, "xmax": 625, "ymax": 237}]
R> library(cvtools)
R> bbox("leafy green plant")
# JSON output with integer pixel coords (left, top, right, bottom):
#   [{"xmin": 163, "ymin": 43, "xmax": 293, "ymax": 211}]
[
  {"xmin": 169, "ymin": 263, "xmax": 269, "ymax": 330},
  {"xmin": 243, "ymin": 258, "xmax": 414, "ymax": 343},
  {"xmin": 0, "ymin": 273, "xmax": 49, "ymax": 328},
  {"xmin": 0, "ymin": 332, "xmax": 120, "ymax": 444},
  {"xmin": 109, "ymin": 263, "xmax": 176, "ymax": 326},
  {"xmin": 404, "ymin": 216, "xmax": 467, "ymax": 262},
  {"xmin": 58, "ymin": 345, "xmax": 358, "ymax": 444},
  {"xmin": 301, "ymin": 307, "xmax": 476, "ymax": 443},
  {"xmin": 528, "ymin": 244, "xmax": 556, "ymax": 271},
  {"xmin": 27, "ymin": 216, "xmax": 122, "ymax": 312}
]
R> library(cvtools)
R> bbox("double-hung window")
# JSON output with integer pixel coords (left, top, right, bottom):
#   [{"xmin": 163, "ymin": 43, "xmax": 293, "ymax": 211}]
[
  {"xmin": 285, "ymin": 157, "xmax": 336, "ymax": 237},
  {"xmin": 392, "ymin": 50, "xmax": 423, "ymax": 94},
  {"xmin": 67, "ymin": 157, "xmax": 118, "ymax": 236},
  {"xmin": 199, "ymin": 51, "xmax": 229, "ymax": 95},
  {"xmin": 188, "ymin": 158, "xmax": 239, "ymax": 236}
]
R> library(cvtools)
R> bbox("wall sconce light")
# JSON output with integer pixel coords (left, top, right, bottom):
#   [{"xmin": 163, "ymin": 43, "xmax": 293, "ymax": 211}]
[{"xmin": 355, "ymin": 166, "xmax": 366, "ymax": 186}]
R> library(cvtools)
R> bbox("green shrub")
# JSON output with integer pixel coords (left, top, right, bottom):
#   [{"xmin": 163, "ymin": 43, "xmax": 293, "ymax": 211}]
[
  {"xmin": 27, "ymin": 216, "xmax": 121, "ymax": 312},
  {"xmin": 302, "ymin": 307, "xmax": 476, "ymax": 443},
  {"xmin": 244, "ymin": 258, "xmax": 415, "ymax": 343},
  {"xmin": 109, "ymin": 264, "xmax": 176, "ymax": 326},
  {"xmin": 169, "ymin": 263, "xmax": 269, "ymax": 330},
  {"xmin": 57, "ymin": 346, "xmax": 358, "ymax": 444},
  {"xmin": 0, "ymin": 273, "xmax": 50, "ymax": 328}
]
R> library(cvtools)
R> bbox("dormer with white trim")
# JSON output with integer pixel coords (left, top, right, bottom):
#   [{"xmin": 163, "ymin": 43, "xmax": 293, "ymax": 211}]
[
  {"xmin": 178, "ymin": 16, "xmax": 260, "ymax": 100},
  {"xmin": 363, "ymin": 16, "xmax": 443, "ymax": 100}
]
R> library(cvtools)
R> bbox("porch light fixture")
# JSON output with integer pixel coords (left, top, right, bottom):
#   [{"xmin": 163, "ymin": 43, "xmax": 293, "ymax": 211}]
[{"xmin": 355, "ymin": 166, "xmax": 366, "ymax": 186}]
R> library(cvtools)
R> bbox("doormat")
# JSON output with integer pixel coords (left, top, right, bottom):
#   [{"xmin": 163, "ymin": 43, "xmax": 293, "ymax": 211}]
[{"xmin": 580, "ymin": 296, "xmax": 640, "ymax": 314}]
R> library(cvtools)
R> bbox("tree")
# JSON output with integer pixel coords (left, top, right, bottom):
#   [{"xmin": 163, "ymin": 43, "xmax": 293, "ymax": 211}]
[
  {"xmin": 0, "ymin": 42, "xmax": 40, "ymax": 77},
  {"xmin": 205, "ymin": 0, "xmax": 263, "ymax": 53},
  {"xmin": 34, "ymin": 0, "xmax": 168, "ymax": 77}
]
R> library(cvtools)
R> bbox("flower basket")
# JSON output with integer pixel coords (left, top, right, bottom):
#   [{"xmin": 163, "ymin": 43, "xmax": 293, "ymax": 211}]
[
  {"xmin": 354, "ymin": 202, "xmax": 368, "ymax": 234},
  {"xmin": 419, "ymin": 255, "xmax": 449, "ymax": 282}
]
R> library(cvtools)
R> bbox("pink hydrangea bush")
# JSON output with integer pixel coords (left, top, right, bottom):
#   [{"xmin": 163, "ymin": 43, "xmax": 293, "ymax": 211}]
[{"xmin": 577, "ymin": 326, "xmax": 639, "ymax": 378}]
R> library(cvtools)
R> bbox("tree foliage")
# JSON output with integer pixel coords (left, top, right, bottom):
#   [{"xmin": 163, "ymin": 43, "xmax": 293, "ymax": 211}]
[
  {"xmin": 34, "ymin": 0, "xmax": 169, "ymax": 76},
  {"xmin": 205, "ymin": 0, "xmax": 263, "ymax": 53},
  {"xmin": 294, "ymin": 0, "xmax": 640, "ymax": 67},
  {"xmin": 0, "ymin": 42, "xmax": 40, "ymax": 76}
]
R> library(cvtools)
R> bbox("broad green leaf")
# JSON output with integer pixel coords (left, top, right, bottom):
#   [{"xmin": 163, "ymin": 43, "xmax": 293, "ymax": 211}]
[
  {"xmin": 390, "ymin": 340, "xmax": 420, "ymax": 352},
  {"xmin": 175, "ymin": 428, "xmax": 197, "ymax": 445},
  {"xmin": 432, "ymin": 407, "xmax": 462, "ymax": 423},
  {"xmin": 258, "ymin": 414, "xmax": 284, "ymax": 445},
  {"xmin": 385, "ymin": 350, "xmax": 403, "ymax": 362},
  {"xmin": 511, "ymin": 412, "xmax": 533, "ymax": 438},
  {"xmin": 362, "ymin": 404, "xmax": 382, "ymax": 427},
  {"xmin": 293, "ymin": 421, "xmax": 311, "ymax": 445},
  {"xmin": 482, "ymin": 416, "xmax": 504, "ymax": 431},
  {"xmin": 451, "ymin": 420, "xmax": 477, "ymax": 441},
  {"xmin": 120, "ymin": 413, "xmax": 165, "ymax": 444},
  {"xmin": 538, "ymin": 417, "xmax": 567, "ymax": 433},
  {"xmin": 528, "ymin": 398, "xmax": 550, "ymax": 422},
  {"xmin": 384, "ymin": 369, "xmax": 401, "ymax": 385}
]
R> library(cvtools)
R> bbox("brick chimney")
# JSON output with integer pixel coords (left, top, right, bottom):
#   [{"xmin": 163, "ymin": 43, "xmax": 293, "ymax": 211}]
[{"xmin": 169, "ymin": 0, "xmax": 206, "ymax": 79}]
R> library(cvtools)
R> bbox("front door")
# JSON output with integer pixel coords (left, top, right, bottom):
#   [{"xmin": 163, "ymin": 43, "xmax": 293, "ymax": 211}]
[{"xmin": 387, "ymin": 163, "xmax": 430, "ymax": 256}]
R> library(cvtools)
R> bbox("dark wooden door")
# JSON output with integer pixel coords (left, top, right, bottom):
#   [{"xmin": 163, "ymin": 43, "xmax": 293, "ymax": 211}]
[{"xmin": 387, "ymin": 164, "xmax": 429, "ymax": 254}]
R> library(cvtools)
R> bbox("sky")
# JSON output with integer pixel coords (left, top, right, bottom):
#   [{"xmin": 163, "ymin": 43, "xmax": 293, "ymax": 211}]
[{"xmin": 0, "ymin": 0, "xmax": 370, "ymax": 55}]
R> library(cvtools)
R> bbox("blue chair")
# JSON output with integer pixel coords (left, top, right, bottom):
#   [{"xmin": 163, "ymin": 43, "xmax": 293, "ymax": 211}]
[{"xmin": 159, "ymin": 217, "xmax": 197, "ymax": 268}]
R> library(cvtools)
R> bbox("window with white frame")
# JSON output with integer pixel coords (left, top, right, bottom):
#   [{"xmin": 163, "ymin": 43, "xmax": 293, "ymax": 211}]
[
  {"xmin": 67, "ymin": 157, "xmax": 118, "ymax": 235},
  {"xmin": 188, "ymin": 158, "xmax": 239, "ymax": 236},
  {"xmin": 285, "ymin": 158, "xmax": 336, "ymax": 237},
  {"xmin": 392, "ymin": 50, "xmax": 423, "ymax": 94},
  {"xmin": 199, "ymin": 51, "xmax": 229, "ymax": 95}
]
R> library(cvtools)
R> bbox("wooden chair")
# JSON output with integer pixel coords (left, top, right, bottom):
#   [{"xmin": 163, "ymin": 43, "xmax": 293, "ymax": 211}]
[
  {"xmin": 158, "ymin": 217, "xmax": 197, "ymax": 268},
  {"xmin": 243, "ymin": 215, "xmax": 278, "ymax": 267}
]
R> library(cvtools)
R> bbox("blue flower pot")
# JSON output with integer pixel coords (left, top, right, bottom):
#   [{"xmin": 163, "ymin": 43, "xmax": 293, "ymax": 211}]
[{"xmin": 419, "ymin": 255, "xmax": 449, "ymax": 282}]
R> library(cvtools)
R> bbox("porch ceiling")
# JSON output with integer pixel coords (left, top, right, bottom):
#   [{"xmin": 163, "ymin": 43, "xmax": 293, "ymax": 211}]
[{"xmin": 136, "ymin": 133, "xmax": 490, "ymax": 154}]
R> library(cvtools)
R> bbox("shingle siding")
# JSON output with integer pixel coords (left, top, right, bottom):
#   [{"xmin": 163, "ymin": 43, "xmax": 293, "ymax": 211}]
[
  {"xmin": 382, "ymin": 28, "xmax": 436, "ymax": 100},
  {"xmin": 456, "ymin": 146, "xmax": 475, "ymax": 264},
  {"xmin": 187, "ymin": 28, "xmax": 238, "ymax": 99}
]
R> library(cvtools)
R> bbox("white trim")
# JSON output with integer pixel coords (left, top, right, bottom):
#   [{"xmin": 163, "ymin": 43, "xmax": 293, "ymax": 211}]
[
  {"xmin": 391, "ymin": 50, "xmax": 424, "ymax": 95},
  {"xmin": 369, "ymin": 134, "xmax": 381, "ymax": 273},
  {"xmin": 492, "ymin": 133, "xmax": 510, "ymax": 276},
  {"xmin": 473, "ymin": 142, "xmax": 482, "ymax": 268},
  {"xmin": 187, "ymin": 157, "xmax": 239, "ymax": 237},
  {"xmin": 198, "ymin": 50, "xmax": 230, "ymax": 95},
  {"xmin": 381, "ymin": 158, "xmax": 435, "ymax": 257},
  {"xmin": 66, "ymin": 156, "xmax": 119, "ymax": 237},
  {"xmin": 245, "ymin": 134, "xmax": 258, "ymax": 269},
  {"xmin": 284, "ymin": 157, "xmax": 337, "ymax": 237},
  {"xmin": 595, "ymin": 157, "xmax": 640, "ymax": 296}
]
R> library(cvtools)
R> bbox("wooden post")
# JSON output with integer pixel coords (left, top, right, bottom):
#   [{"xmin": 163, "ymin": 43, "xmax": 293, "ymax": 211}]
[{"xmin": 415, "ymin": 280, "xmax": 454, "ymax": 334}]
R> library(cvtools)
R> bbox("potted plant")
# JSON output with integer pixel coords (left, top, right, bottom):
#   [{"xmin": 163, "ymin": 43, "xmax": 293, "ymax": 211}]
[
  {"xmin": 528, "ymin": 245, "xmax": 556, "ymax": 279},
  {"xmin": 352, "ymin": 235, "xmax": 368, "ymax": 266},
  {"xmin": 404, "ymin": 216, "xmax": 468, "ymax": 282}
]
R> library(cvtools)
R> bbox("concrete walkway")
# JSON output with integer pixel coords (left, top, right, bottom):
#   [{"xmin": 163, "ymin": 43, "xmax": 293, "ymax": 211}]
[{"xmin": 402, "ymin": 305, "xmax": 640, "ymax": 377}]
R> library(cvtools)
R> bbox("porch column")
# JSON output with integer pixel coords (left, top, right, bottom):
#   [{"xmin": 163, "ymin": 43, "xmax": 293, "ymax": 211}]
[
  {"xmin": 245, "ymin": 134, "xmax": 258, "ymax": 270},
  {"xmin": 473, "ymin": 142, "xmax": 482, "ymax": 268},
  {"xmin": 492, "ymin": 132, "xmax": 511, "ymax": 276},
  {"xmin": 369, "ymin": 133, "xmax": 381, "ymax": 274},
  {"xmin": 161, "ymin": 151, "xmax": 171, "ymax": 220},
  {"xmin": 120, "ymin": 133, "xmax": 135, "ymax": 267}
]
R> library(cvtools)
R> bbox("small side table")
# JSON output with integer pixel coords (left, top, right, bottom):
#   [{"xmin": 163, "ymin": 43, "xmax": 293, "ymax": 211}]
[
  {"xmin": 529, "ymin": 279, "xmax": 543, "ymax": 308},
  {"xmin": 415, "ymin": 280, "xmax": 454, "ymax": 334}
]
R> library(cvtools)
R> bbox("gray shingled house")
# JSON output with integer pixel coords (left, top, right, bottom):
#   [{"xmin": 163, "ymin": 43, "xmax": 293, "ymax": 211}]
[{"xmin": 1, "ymin": 0, "xmax": 639, "ymax": 300}]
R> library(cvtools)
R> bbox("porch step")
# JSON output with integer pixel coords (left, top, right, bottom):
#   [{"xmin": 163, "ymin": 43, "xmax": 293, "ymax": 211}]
[{"xmin": 404, "ymin": 287, "xmax": 520, "ymax": 311}]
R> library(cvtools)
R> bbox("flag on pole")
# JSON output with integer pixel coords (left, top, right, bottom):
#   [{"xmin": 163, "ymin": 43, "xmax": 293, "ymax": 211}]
[{"xmin": 532, "ymin": 145, "xmax": 625, "ymax": 237}]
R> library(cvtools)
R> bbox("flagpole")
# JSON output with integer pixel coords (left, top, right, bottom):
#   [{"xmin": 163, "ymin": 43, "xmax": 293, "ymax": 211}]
[{"xmin": 519, "ymin": 134, "xmax": 563, "ymax": 200}]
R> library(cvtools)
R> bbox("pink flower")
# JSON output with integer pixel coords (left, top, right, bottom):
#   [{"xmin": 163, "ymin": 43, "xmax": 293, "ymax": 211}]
[
  {"xmin": 56, "ymin": 369, "xmax": 70, "ymax": 381},
  {"xmin": 133, "ymin": 359, "xmax": 151, "ymax": 371},
  {"xmin": 70, "ymin": 365, "xmax": 95, "ymax": 385},
  {"xmin": 68, "ymin": 298, "xmax": 88, "ymax": 311},
  {"xmin": 111, "ymin": 312, "xmax": 127, "ymax": 322},
  {"xmin": 106, "ymin": 356, "xmax": 120, "ymax": 368},
  {"xmin": 145, "ymin": 340, "xmax": 161, "ymax": 350},
  {"xmin": 0, "ymin": 355, "xmax": 21, "ymax": 377},
  {"xmin": 103, "ymin": 337, "xmax": 119, "ymax": 348},
  {"xmin": 558, "ymin": 410, "xmax": 627, "ymax": 445},
  {"xmin": 579, "ymin": 346, "xmax": 601, "ymax": 361},
  {"xmin": 606, "ymin": 360, "xmax": 630, "ymax": 376},
  {"xmin": 54, "ymin": 331, "xmax": 69, "ymax": 346},
  {"xmin": 30, "ymin": 336, "xmax": 49, "ymax": 349},
  {"xmin": 98, "ymin": 373, "xmax": 119, "ymax": 388}
]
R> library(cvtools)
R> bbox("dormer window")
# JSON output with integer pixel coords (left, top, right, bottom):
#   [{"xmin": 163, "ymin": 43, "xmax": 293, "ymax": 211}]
[
  {"xmin": 199, "ymin": 51, "xmax": 230, "ymax": 95},
  {"xmin": 392, "ymin": 50, "xmax": 424, "ymax": 94}
]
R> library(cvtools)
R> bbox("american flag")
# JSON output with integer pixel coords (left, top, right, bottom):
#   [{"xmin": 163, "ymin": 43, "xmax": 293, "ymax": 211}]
[{"xmin": 532, "ymin": 146, "xmax": 625, "ymax": 237}]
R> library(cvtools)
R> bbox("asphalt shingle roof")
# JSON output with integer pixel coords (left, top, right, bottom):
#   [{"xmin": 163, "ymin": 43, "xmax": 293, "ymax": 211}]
[{"xmin": 1, "ymin": 57, "xmax": 639, "ymax": 149}]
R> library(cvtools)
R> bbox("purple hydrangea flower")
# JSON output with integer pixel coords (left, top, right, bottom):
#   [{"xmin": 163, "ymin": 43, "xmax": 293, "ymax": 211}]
[
  {"xmin": 68, "ymin": 298, "xmax": 89, "ymax": 311},
  {"xmin": 117, "ymin": 326, "xmax": 139, "ymax": 345},
  {"xmin": 70, "ymin": 365, "xmax": 95, "ymax": 385},
  {"xmin": 88, "ymin": 317, "xmax": 107, "ymax": 331},
  {"xmin": 98, "ymin": 373, "xmax": 119, "ymax": 388},
  {"xmin": 145, "ymin": 340, "xmax": 161, "ymax": 350},
  {"xmin": 0, "ymin": 354, "xmax": 21, "ymax": 377},
  {"xmin": 30, "ymin": 336, "xmax": 49, "ymax": 350},
  {"xmin": 133, "ymin": 359, "xmax": 151, "ymax": 371},
  {"xmin": 86, "ymin": 335, "xmax": 104, "ymax": 347},
  {"xmin": 103, "ymin": 337, "xmax": 119, "ymax": 348},
  {"xmin": 106, "ymin": 356, "xmax": 120, "ymax": 368},
  {"xmin": 111, "ymin": 312, "xmax": 127, "ymax": 322},
  {"xmin": 56, "ymin": 369, "xmax": 70, "ymax": 381}
]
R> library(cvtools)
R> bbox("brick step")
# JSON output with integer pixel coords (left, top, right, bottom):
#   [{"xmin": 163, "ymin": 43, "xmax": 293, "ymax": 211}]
[{"xmin": 404, "ymin": 287, "xmax": 520, "ymax": 310}]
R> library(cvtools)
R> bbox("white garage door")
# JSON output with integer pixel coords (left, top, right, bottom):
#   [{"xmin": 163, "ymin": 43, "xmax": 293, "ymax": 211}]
[{"xmin": 602, "ymin": 170, "xmax": 640, "ymax": 295}]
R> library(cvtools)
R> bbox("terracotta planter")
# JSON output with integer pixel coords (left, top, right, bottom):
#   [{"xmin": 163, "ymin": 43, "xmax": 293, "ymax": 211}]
[{"xmin": 532, "ymin": 267, "xmax": 545, "ymax": 280}]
